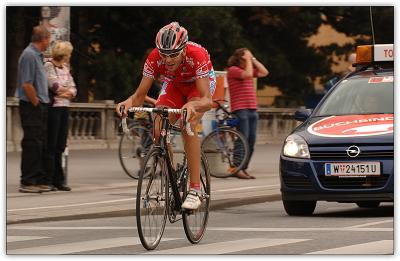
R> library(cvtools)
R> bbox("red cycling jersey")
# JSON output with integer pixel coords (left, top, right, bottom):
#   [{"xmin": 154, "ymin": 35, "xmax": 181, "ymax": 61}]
[
  {"xmin": 143, "ymin": 41, "xmax": 216, "ymax": 109},
  {"xmin": 143, "ymin": 41, "xmax": 214, "ymax": 83}
]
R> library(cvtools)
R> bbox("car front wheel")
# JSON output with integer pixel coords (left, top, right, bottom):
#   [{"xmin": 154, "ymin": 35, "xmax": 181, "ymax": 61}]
[{"xmin": 282, "ymin": 200, "xmax": 317, "ymax": 216}]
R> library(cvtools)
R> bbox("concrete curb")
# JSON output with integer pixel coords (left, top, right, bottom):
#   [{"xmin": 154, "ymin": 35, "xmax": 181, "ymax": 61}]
[{"xmin": 6, "ymin": 194, "xmax": 282, "ymax": 225}]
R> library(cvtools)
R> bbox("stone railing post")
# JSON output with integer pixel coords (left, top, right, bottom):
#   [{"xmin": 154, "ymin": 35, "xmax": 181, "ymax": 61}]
[
  {"xmin": 104, "ymin": 100, "xmax": 116, "ymax": 140},
  {"xmin": 6, "ymin": 100, "xmax": 14, "ymax": 151},
  {"xmin": 271, "ymin": 113, "xmax": 278, "ymax": 140},
  {"xmin": 7, "ymin": 97, "xmax": 22, "ymax": 152}
]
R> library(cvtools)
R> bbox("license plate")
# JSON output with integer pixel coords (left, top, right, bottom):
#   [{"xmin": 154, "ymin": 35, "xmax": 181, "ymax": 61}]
[{"xmin": 325, "ymin": 162, "xmax": 380, "ymax": 176}]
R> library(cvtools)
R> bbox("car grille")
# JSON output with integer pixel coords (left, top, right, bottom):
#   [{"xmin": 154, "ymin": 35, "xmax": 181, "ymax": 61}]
[
  {"xmin": 318, "ymin": 175, "xmax": 389, "ymax": 189},
  {"xmin": 310, "ymin": 146, "xmax": 393, "ymax": 159},
  {"xmin": 282, "ymin": 175, "xmax": 313, "ymax": 189}
]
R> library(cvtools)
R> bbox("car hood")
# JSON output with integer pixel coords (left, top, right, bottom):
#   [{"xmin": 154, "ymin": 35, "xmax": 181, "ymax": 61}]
[{"xmin": 294, "ymin": 114, "xmax": 394, "ymax": 145}]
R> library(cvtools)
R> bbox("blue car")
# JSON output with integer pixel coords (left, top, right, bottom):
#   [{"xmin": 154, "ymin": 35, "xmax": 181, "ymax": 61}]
[{"xmin": 280, "ymin": 44, "xmax": 394, "ymax": 215}]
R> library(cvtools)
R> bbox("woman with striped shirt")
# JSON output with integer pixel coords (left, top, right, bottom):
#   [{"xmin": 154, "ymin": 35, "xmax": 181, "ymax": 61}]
[{"xmin": 227, "ymin": 48, "xmax": 269, "ymax": 179}]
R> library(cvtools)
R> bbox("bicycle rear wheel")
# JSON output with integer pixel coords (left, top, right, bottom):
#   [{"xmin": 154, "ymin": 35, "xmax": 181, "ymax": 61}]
[
  {"xmin": 118, "ymin": 124, "xmax": 152, "ymax": 179},
  {"xmin": 136, "ymin": 147, "xmax": 168, "ymax": 250},
  {"xmin": 201, "ymin": 128, "xmax": 249, "ymax": 178},
  {"xmin": 182, "ymin": 152, "xmax": 211, "ymax": 244}
]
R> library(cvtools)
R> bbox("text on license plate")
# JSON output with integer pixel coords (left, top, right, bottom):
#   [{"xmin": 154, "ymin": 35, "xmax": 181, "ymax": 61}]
[{"xmin": 325, "ymin": 162, "xmax": 380, "ymax": 176}]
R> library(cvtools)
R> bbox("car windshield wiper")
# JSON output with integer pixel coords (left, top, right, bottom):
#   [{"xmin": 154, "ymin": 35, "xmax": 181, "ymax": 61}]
[{"xmin": 313, "ymin": 114, "xmax": 340, "ymax": 117}]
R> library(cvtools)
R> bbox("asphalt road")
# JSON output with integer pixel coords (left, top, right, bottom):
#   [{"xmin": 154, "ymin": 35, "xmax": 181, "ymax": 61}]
[
  {"xmin": 6, "ymin": 144, "xmax": 282, "ymax": 192},
  {"xmin": 7, "ymin": 144, "xmax": 282, "ymax": 224},
  {"xmin": 7, "ymin": 201, "xmax": 394, "ymax": 255}
]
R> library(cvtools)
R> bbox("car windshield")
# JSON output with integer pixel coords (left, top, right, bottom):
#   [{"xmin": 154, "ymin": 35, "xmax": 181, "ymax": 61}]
[{"xmin": 314, "ymin": 75, "xmax": 394, "ymax": 116}]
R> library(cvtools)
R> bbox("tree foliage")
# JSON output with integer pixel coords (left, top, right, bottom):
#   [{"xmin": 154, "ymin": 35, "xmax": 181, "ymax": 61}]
[
  {"xmin": 7, "ymin": 6, "xmax": 393, "ymax": 106},
  {"xmin": 321, "ymin": 6, "xmax": 394, "ymax": 44}
]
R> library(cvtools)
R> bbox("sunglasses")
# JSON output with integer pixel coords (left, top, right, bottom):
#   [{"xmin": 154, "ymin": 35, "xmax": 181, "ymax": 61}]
[{"xmin": 159, "ymin": 49, "xmax": 183, "ymax": 59}]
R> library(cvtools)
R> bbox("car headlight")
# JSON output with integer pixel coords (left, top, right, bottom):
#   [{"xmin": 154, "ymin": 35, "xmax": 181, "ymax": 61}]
[{"xmin": 283, "ymin": 134, "xmax": 310, "ymax": 159}]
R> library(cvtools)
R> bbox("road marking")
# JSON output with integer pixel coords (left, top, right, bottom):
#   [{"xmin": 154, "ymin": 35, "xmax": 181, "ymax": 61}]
[
  {"xmin": 147, "ymin": 238, "xmax": 310, "ymax": 254},
  {"xmin": 7, "ymin": 236, "xmax": 49, "ymax": 243},
  {"xmin": 207, "ymin": 227, "xmax": 392, "ymax": 232},
  {"xmin": 7, "ymin": 185, "xmax": 280, "ymax": 212},
  {"xmin": 306, "ymin": 240, "xmax": 393, "ymax": 254},
  {"xmin": 347, "ymin": 220, "xmax": 393, "ymax": 228},
  {"xmin": 8, "ymin": 226, "xmax": 137, "ymax": 230},
  {"xmin": 7, "ymin": 237, "xmax": 179, "ymax": 254},
  {"xmin": 7, "ymin": 198, "xmax": 136, "ymax": 212},
  {"xmin": 7, "ymin": 226, "xmax": 393, "ymax": 232}
]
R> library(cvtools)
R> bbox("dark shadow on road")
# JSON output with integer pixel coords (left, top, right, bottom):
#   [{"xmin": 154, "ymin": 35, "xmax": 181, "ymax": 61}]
[{"xmin": 313, "ymin": 204, "xmax": 394, "ymax": 218}]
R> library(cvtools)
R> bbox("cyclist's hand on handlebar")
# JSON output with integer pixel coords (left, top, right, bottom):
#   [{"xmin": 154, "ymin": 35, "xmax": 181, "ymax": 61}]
[
  {"xmin": 116, "ymin": 98, "xmax": 132, "ymax": 117},
  {"xmin": 117, "ymin": 100, "xmax": 131, "ymax": 133},
  {"xmin": 182, "ymin": 104, "xmax": 196, "ymax": 136},
  {"xmin": 181, "ymin": 103, "xmax": 197, "ymax": 122}
]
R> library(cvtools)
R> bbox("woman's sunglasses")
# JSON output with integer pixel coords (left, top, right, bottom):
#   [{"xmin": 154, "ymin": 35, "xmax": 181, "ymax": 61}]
[{"xmin": 159, "ymin": 49, "xmax": 183, "ymax": 59}]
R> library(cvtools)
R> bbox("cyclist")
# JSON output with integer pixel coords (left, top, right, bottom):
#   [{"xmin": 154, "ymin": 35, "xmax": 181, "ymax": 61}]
[{"xmin": 116, "ymin": 22, "xmax": 216, "ymax": 210}]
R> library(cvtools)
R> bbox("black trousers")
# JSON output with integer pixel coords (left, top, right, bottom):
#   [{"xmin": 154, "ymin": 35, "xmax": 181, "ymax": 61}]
[
  {"xmin": 19, "ymin": 100, "xmax": 48, "ymax": 185},
  {"xmin": 46, "ymin": 106, "xmax": 69, "ymax": 187}
]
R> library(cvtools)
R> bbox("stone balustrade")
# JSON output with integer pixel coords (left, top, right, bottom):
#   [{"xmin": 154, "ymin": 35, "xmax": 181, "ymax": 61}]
[
  {"xmin": 6, "ymin": 97, "xmax": 300, "ymax": 152},
  {"xmin": 256, "ymin": 107, "xmax": 300, "ymax": 144}
]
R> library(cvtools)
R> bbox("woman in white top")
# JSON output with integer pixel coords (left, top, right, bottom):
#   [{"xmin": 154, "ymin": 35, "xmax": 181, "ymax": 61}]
[{"xmin": 44, "ymin": 41, "xmax": 76, "ymax": 191}]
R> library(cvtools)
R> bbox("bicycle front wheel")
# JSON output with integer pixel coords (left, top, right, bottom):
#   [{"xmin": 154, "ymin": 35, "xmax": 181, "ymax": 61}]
[
  {"xmin": 182, "ymin": 152, "xmax": 211, "ymax": 244},
  {"xmin": 136, "ymin": 147, "xmax": 168, "ymax": 250},
  {"xmin": 118, "ymin": 124, "xmax": 152, "ymax": 179},
  {"xmin": 201, "ymin": 128, "xmax": 249, "ymax": 178}
]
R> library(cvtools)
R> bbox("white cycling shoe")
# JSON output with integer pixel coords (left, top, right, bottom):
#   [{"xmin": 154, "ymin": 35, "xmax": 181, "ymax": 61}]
[{"xmin": 181, "ymin": 190, "xmax": 202, "ymax": 210}]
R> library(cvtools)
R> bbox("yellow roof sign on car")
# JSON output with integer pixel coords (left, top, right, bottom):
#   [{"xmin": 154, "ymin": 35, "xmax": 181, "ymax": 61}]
[{"xmin": 356, "ymin": 44, "xmax": 394, "ymax": 64}]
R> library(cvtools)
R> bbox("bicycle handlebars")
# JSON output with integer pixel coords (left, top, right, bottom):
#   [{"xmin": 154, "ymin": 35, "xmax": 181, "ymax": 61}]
[{"xmin": 119, "ymin": 106, "xmax": 194, "ymax": 136}]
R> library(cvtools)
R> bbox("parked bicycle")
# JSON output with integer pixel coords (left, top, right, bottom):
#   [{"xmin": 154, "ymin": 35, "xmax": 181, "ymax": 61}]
[
  {"xmin": 201, "ymin": 99, "xmax": 249, "ymax": 178},
  {"xmin": 121, "ymin": 106, "xmax": 211, "ymax": 250},
  {"xmin": 118, "ymin": 107, "xmax": 153, "ymax": 179}
]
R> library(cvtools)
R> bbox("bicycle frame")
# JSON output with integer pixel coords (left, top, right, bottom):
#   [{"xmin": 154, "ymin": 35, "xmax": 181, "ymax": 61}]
[
  {"xmin": 213, "ymin": 99, "xmax": 239, "ymax": 128},
  {"xmin": 156, "ymin": 110, "xmax": 184, "ymax": 211}
]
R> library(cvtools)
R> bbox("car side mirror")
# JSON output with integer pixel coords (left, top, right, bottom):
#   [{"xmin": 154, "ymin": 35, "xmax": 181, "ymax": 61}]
[{"xmin": 294, "ymin": 109, "xmax": 313, "ymax": 122}]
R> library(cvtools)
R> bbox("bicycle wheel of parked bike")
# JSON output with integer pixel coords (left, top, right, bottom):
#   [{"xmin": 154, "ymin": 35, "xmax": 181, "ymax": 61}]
[
  {"xmin": 201, "ymin": 127, "xmax": 249, "ymax": 178},
  {"xmin": 182, "ymin": 152, "xmax": 211, "ymax": 244},
  {"xmin": 136, "ymin": 147, "xmax": 168, "ymax": 250},
  {"xmin": 118, "ymin": 124, "xmax": 152, "ymax": 179}
]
